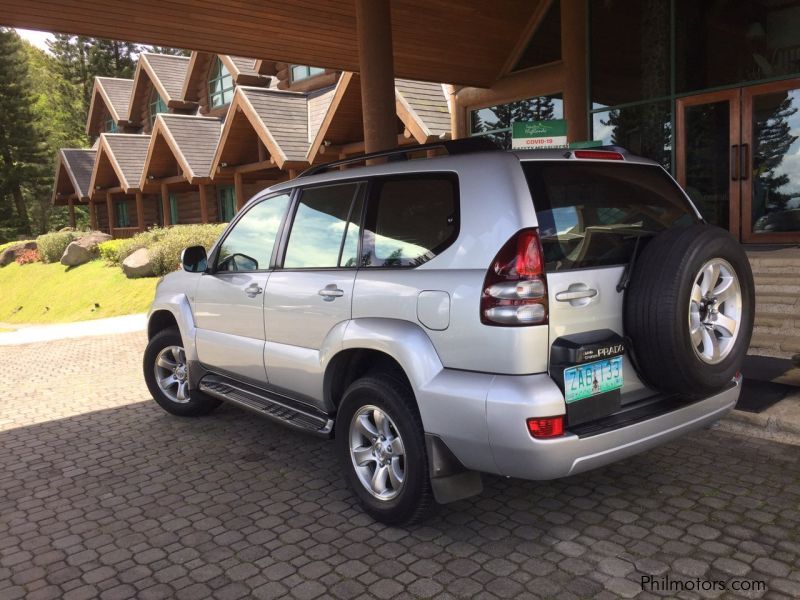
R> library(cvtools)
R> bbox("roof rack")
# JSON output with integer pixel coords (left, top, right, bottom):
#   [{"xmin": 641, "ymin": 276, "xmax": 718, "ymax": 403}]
[{"xmin": 297, "ymin": 137, "xmax": 499, "ymax": 178}]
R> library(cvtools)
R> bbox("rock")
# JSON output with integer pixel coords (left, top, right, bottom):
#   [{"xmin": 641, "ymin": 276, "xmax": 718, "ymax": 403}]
[
  {"xmin": 0, "ymin": 241, "xmax": 37, "ymax": 267},
  {"xmin": 122, "ymin": 248, "xmax": 154, "ymax": 278},
  {"xmin": 75, "ymin": 231, "xmax": 112, "ymax": 251},
  {"xmin": 60, "ymin": 241, "xmax": 93, "ymax": 267}
]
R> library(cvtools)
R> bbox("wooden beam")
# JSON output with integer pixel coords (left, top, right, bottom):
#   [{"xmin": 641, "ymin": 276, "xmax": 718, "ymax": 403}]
[
  {"xmin": 199, "ymin": 184, "xmax": 209, "ymax": 224},
  {"xmin": 561, "ymin": 0, "xmax": 588, "ymax": 143},
  {"xmin": 106, "ymin": 191, "xmax": 114, "ymax": 235},
  {"xmin": 234, "ymin": 172, "xmax": 245, "ymax": 211},
  {"xmin": 89, "ymin": 198, "xmax": 97, "ymax": 230},
  {"xmin": 161, "ymin": 183, "xmax": 171, "ymax": 226},
  {"xmin": 135, "ymin": 192, "xmax": 145, "ymax": 232},
  {"xmin": 147, "ymin": 174, "xmax": 187, "ymax": 186},
  {"xmin": 217, "ymin": 159, "xmax": 274, "ymax": 176},
  {"xmin": 67, "ymin": 197, "xmax": 76, "ymax": 229}
]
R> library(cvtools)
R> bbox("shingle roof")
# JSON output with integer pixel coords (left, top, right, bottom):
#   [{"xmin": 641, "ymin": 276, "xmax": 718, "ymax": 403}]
[
  {"xmin": 95, "ymin": 77, "xmax": 133, "ymax": 121},
  {"xmin": 395, "ymin": 79, "xmax": 451, "ymax": 138},
  {"xmin": 142, "ymin": 53, "xmax": 191, "ymax": 102},
  {"xmin": 103, "ymin": 134, "xmax": 152, "ymax": 190},
  {"xmin": 240, "ymin": 87, "xmax": 310, "ymax": 162},
  {"xmin": 60, "ymin": 149, "xmax": 96, "ymax": 198},
  {"xmin": 156, "ymin": 114, "xmax": 222, "ymax": 179},
  {"xmin": 228, "ymin": 56, "xmax": 259, "ymax": 78},
  {"xmin": 307, "ymin": 87, "xmax": 337, "ymax": 143}
]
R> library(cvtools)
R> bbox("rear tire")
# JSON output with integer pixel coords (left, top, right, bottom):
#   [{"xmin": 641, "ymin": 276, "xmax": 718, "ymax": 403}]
[
  {"xmin": 143, "ymin": 328, "xmax": 221, "ymax": 416},
  {"xmin": 336, "ymin": 374, "xmax": 434, "ymax": 525},
  {"xmin": 624, "ymin": 224, "xmax": 754, "ymax": 396}
]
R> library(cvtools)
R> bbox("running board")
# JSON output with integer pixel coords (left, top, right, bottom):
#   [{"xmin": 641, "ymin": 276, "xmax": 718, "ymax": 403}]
[{"xmin": 198, "ymin": 375, "xmax": 333, "ymax": 437}]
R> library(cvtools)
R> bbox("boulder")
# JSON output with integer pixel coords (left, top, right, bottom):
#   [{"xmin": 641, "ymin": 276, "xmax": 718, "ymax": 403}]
[
  {"xmin": 60, "ymin": 241, "xmax": 93, "ymax": 267},
  {"xmin": 0, "ymin": 241, "xmax": 37, "ymax": 267},
  {"xmin": 122, "ymin": 248, "xmax": 154, "ymax": 278},
  {"xmin": 75, "ymin": 231, "xmax": 112, "ymax": 251}
]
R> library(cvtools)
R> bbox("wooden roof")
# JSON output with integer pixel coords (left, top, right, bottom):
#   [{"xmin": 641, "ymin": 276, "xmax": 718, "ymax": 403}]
[
  {"xmin": 52, "ymin": 148, "xmax": 96, "ymax": 205},
  {"xmin": 128, "ymin": 53, "xmax": 195, "ymax": 125},
  {"xmin": 140, "ymin": 114, "xmax": 222, "ymax": 187},
  {"xmin": 182, "ymin": 52, "xmax": 270, "ymax": 103},
  {"xmin": 89, "ymin": 134, "xmax": 152, "ymax": 195},
  {"xmin": 0, "ymin": 0, "xmax": 544, "ymax": 86},
  {"xmin": 395, "ymin": 79, "xmax": 452, "ymax": 140},
  {"xmin": 86, "ymin": 77, "xmax": 134, "ymax": 136}
]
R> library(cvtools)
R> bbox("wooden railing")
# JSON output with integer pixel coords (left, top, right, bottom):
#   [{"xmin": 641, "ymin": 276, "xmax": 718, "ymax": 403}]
[{"xmin": 112, "ymin": 227, "xmax": 141, "ymax": 239}]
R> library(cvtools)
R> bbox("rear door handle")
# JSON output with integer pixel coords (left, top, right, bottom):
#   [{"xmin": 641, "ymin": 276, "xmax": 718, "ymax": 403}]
[
  {"xmin": 318, "ymin": 284, "xmax": 344, "ymax": 301},
  {"xmin": 244, "ymin": 283, "xmax": 263, "ymax": 298},
  {"xmin": 555, "ymin": 288, "xmax": 598, "ymax": 302}
]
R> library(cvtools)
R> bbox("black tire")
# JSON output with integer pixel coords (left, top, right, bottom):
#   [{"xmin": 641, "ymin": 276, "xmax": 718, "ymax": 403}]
[
  {"xmin": 143, "ymin": 327, "xmax": 221, "ymax": 416},
  {"xmin": 335, "ymin": 374, "xmax": 434, "ymax": 525},
  {"xmin": 624, "ymin": 224, "xmax": 754, "ymax": 396}
]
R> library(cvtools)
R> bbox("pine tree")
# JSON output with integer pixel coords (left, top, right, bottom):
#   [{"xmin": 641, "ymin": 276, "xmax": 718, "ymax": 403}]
[
  {"xmin": 0, "ymin": 29, "xmax": 49, "ymax": 237},
  {"xmin": 146, "ymin": 45, "xmax": 189, "ymax": 57}
]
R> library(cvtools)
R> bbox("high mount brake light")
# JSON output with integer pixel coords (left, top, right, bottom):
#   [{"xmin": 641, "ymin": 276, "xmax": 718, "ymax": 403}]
[
  {"xmin": 481, "ymin": 229, "xmax": 548, "ymax": 326},
  {"xmin": 573, "ymin": 150, "xmax": 624, "ymax": 161}
]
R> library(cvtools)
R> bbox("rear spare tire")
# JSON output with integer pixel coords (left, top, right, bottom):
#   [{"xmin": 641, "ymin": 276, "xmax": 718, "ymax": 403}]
[{"xmin": 624, "ymin": 224, "xmax": 754, "ymax": 396}]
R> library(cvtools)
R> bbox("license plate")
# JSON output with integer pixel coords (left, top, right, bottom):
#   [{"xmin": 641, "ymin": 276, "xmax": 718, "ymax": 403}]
[{"xmin": 564, "ymin": 356, "xmax": 623, "ymax": 403}]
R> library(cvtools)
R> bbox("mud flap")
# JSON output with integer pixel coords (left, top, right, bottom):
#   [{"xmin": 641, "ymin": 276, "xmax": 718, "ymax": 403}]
[{"xmin": 425, "ymin": 434, "xmax": 483, "ymax": 504}]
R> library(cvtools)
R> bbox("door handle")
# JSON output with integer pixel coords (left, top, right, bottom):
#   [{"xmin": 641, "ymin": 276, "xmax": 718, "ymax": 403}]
[
  {"xmin": 731, "ymin": 144, "xmax": 740, "ymax": 181},
  {"xmin": 556, "ymin": 288, "xmax": 598, "ymax": 302},
  {"xmin": 740, "ymin": 143, "xmax": 749, "ymax": 181},
  {"xmin": 318, "ymin": 284, "xmax": 344, "ymax": 302},
  {"xmin": 244, "ymin": 283, "xmax": 263, "ymax": 298}
]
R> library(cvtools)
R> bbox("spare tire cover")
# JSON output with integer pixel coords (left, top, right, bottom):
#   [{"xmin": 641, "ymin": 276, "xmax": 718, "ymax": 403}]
[{"xmin": 624, "ymin": 224, "xmax": 754, "ymax": 396}]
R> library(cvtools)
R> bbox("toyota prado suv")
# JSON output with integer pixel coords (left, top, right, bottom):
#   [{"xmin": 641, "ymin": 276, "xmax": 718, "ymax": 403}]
[{"xmin": 143, "ymin": 142, "xmax": 754, "ymax": 524}]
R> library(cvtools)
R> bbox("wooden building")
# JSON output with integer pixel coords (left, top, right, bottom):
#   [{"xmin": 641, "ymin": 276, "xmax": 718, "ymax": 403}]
[
  {"xmin": 86, "ymin": 77, "xmax": 136, "ymax": 137},
  {"xmin": 52, "ymin": 149, "xmax": 96, "ymax": 227}
]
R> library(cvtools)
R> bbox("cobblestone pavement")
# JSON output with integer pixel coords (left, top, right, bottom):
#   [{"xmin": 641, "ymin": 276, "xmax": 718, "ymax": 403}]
[{"xmin": 1, "ymin": 332, "xmax": 799, "ymax": 600}]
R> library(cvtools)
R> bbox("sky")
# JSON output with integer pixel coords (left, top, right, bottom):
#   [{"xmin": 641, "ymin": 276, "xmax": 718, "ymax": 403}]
[{"xmin": 16, "ymin": 28, "xmax": 54, "ymax": 52}]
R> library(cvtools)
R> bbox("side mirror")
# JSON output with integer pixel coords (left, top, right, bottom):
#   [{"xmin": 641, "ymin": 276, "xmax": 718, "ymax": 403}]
[{"xmin": 181, "ymin": 245, "xmax": 207, "ymax": 273}]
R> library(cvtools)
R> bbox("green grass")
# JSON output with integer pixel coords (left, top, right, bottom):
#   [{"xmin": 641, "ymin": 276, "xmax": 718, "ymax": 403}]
[{"xmin": 0, "ymin": 260, "xmax": 157, "ymax": 324}]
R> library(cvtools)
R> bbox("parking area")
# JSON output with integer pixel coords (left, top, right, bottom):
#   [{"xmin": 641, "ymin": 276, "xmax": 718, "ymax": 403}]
[{"xmin": 1, "ymin": 332, "xmax": 799, "ymax": 600}]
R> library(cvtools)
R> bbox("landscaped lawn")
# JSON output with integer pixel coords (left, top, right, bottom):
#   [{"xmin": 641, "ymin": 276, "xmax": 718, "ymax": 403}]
[{"xmin": 0, "ymin": 260, "xmax": 157, "ymax": 324}]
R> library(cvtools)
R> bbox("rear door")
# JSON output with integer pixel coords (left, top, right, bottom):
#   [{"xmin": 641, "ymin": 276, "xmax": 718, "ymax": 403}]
[{"xmin": 521, "ymin": 159, "xmax": 700, "ymax": 403}]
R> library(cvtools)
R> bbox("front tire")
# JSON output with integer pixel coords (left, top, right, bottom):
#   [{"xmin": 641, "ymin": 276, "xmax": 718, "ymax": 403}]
[
  {"xmin": 143, "ymin": 328, "xmax": 220, "ymax": 416},
  {"xmin": 336, "ymin": 374, "xmax": 434, "ymax": 525}
]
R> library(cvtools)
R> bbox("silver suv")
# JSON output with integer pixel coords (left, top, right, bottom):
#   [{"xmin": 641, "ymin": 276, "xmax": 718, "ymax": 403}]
[{"xmin": 143, "ymin": 143, "xmax": 754, "ymax": 524}]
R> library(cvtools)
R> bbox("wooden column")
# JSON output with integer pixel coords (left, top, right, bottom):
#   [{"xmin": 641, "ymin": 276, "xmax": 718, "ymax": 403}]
[
  {"xmin": 67, "ymin": 197, "xmax": 76, "ymax": 228},
  {"xmin": 234, "ymin": 172, "xmax": 245, "ymax": 211},
  {"xmin": 135, "ymin": 192, "xmax": 145, "ymax": 232},
  {"xmin": 198, "ymin": 184, "xmax": 209, "ymax": 223},
  {"xmin": 89, "ymin": 198, "xmax": 97, "ymax": 230},
  {"xmin": 106, "ymin": 191, "xmax": 114, "ymax": 235},
  {"xmin": 561, "ymin": 0, "xmax": 589, "ymax": 143},
  {"xmin": 161, "ymin": 183, "xmax": 171, "ymax": 226},
  {"xmin": 355, "ymin": 0, "xmax": 397, "ymax": 154}
]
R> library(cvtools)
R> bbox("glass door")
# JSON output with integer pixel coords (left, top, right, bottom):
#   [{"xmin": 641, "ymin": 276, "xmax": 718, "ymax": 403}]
[
  {"xmin": 742, "ymin": 79, "xmax": 800, "ymax": 243},
  {"xmin": 676, "ymin": 90, "xmax": 742, "ymax": 237}
]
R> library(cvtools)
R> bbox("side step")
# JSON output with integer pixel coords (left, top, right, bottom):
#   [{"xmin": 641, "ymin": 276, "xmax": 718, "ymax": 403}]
[{"xmin": 199, "ymin": 375, "xmax": 334, "ymax": 437}]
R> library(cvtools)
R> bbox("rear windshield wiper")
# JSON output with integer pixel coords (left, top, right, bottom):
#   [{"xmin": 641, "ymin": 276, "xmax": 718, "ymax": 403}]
[{"xmin": 616, "ymin": 230, "xmax": 658, "ymax": 293}]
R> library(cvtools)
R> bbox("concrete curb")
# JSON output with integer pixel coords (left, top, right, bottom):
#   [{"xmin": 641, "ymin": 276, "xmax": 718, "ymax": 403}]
[{"xmin": 719, "ymin": 396, "xmax": 800, "ymax": 446}]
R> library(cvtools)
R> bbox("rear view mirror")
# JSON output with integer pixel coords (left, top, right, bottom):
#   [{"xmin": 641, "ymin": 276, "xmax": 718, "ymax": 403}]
[{"xmin": 181, "ymin": 245, "xmax": 207, "ymax": 273}]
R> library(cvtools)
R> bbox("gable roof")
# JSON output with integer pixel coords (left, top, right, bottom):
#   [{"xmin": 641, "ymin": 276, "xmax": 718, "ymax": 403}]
[
  {"xmin": 395, "ymin": 79, "xmax": 452, "ymax": 140},
  {"xmin": 52, "ymin": 148, "xmax": 96, "ymax": 204},
  {"xmin": 140, "ymin": 114, "xmax": 223, "ymax": 187},
  {"xmin": 128, "ymin": 53, "xmax": 195, "ymax": 125},
  {"xmin": 182, "ymin": 52, "xmax": 270, "ymax": 104},
  {"xmin": 89, "ymin": 134, "xmax": 152, "ymax": 194},
  {"xmin": 86, "ymin": 77, "xmax": 134, "ymax": 136}
]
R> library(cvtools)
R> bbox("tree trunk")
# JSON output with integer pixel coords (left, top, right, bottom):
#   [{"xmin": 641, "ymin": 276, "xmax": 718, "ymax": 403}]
[{"xmin": 10, "ymin": 183, "xmax": 31, "ymax": 235}]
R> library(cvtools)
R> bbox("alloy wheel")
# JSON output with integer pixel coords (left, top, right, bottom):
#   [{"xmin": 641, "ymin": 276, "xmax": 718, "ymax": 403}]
[
  {"xmin": 154, "ymin": 345, "xmax": 190, "ymax": 403},
  {"xmin": 689, "ymin": 258, "xmax": 742, "ymax": 365},
  {"xmin": 349, "ymin": 405, "xmax": 406, "ymax": 501}
]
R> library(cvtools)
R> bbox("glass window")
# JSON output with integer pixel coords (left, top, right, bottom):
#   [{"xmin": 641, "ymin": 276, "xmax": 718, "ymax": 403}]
[
  {"xmin": 521, "ymin": 162, "xmax": 698, "ymax": 272},
  {"xmin": 148, "ymin": 87, "xmax": 167, "ymax": 128},
  {"xmin": 470, "ymin": 95, "xmax": 564, "ymax": 149},
  {"xmin": 363, "ymin": 176, "xmax": 458, "ymax": 268},
  {"xmin": 291, "ymin": 65, "xmax": 325, "ymax": 82},
  {"xmin": 209, "ymin": 57, "xmax": 234, "ymax": 109},
  {"xmin": 168, "ymin": 193, "xmax": 179, "ymax": 225},
  {"xmin": 115, "ymin": 201, "xmax": 130, "ymax": 228},
  {"xmin": 217, "ymin": 186, "xmax": 236, "ymax": 222},
  {"xmin": 105, "ymin": 116, "xmax": 118, "ymax": 133},
  {"xmin": 215, "ymin": 194, "xmax": 291, "ymax": 273},
  {"xmin": 590, "ymin": 0, "xmax": 670, "ymax": 109},
  {"xmin": 592, "ymin": 102, "xmax": 672, "ymax": 170},
  {"xmin": 513, "ymin": 0, "xmax": 561, "ymax": 71},
  {"xmin": 340, "ymin": 193, "xmax": 365, "ymax": 268},
  {"xmin": 283, "ymin": 183, "xmax": 363, "ymax": 269}
]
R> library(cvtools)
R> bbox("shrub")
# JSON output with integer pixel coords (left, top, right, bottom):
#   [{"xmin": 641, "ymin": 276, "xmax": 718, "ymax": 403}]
[
  {"xmin": 15, "ymin": 249, "xmax": 39, "ymax": 265},
  {"xmin": 147, "ymin": 224, "xmax": 226, "ymax": 276},
  {"xmin": 98, "ymin": 239, "xmax": 129, "ymax": 265},
  {"xmin": 36, "ymin": 231, "xmax": 77, "ymax": 263}
]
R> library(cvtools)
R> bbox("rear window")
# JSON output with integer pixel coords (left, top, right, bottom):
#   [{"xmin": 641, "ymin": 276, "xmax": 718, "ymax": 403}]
[{"xmin": 522, "ymin": 162, "xmax": 698, "ymax": 271}]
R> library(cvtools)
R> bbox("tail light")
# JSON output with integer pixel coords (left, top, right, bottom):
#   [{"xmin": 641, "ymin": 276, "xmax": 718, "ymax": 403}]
[
  {"xmin": 527, "ymin": 416, "xmax": 564, "ymax": 438},
  {"xmin": 572, "ymin": 150, "xmax": 624, "ymax": 160},
  {"xmin": 481, "ymin": 229, "xmax": 547, "ymax": 326}
]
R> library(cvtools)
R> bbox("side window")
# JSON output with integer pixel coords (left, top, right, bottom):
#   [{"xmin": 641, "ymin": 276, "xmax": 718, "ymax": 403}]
[
  {"xmin": 215, "ymin": 193, "xmax": 291, "ymax": 273},
  {"xmin": 283, "ymin": 182, "xmax": 363, "ymax": 269},
  {"xmin": 363, "ymin": 175, "xmax": 458, "ymax": 267}
]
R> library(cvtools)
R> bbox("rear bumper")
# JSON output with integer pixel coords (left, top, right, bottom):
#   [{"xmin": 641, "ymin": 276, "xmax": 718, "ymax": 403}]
[{"xmin": 486, "ymin": 377, "xmax": 740, "ymax": 480}]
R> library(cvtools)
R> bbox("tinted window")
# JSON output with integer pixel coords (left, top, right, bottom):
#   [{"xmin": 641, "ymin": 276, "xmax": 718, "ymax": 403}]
[
  {"xmin": 284, "ymin": 183, "xmax": 363, "ymax": 269},
  {"xmin": 363, "ymin": 176, "xmax": 458, "ymax": 268},
  {"xmin": 522, "ymin": 162, "xmax": 698, "ymax": 272},
  {"xmin": 216, "ymin": 194, "xmax": 290, "ymax": 272}
]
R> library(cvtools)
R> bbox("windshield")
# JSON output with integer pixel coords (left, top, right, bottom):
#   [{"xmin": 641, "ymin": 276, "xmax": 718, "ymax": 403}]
[{"xmin": 521, "ymin": 161, "xmax": 699, "ymax": 271}]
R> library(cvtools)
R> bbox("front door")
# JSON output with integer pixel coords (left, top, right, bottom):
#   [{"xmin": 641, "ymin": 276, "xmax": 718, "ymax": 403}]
[{"xmin": 677, "ymin": 79, "xmax": 800, "ymax": 243}]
